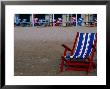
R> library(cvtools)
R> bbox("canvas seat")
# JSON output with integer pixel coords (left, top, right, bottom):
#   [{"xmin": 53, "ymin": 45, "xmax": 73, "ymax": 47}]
[{"xmin": 60, "ymin": 32, "xmax": 97, "ymax": 74}]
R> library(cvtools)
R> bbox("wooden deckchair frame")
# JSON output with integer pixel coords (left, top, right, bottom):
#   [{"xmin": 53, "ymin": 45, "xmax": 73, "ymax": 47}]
[{"xmin": 60, "ymin": 32, "xmax": 97, "ymax": 74}]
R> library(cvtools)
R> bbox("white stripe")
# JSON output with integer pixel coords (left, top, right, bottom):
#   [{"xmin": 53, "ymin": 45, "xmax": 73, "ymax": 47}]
[
  {"xmin": 93, "ymin": 34, "xmax": 95, "ymax": 45},
  {"xmin": 73, "ymin": 33, "xmax": 80, "ymax": 56},
  {"xmin": 82, "ymin": 33, "xmax": 91, "ymax": 58},
  {"xmin": 77, "ymin": 33, "xmax": 86, "ymax": 57}
]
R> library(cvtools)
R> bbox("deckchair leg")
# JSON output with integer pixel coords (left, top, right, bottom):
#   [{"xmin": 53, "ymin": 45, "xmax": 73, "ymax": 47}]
[
  {"xmin": 93, "ymin": 62, "xmax": 96, "ymax": 69},
  {"xmin": 88, "ymin": 62, "xmax": 93, "ymax": 73},
  {"xmin": 60, "ymin": 56, "xmax": 65, "ymax": 72}
]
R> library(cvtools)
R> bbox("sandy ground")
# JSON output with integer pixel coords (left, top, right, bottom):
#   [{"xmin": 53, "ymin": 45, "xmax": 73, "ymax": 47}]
[{"xmin": 14, "ymin": 26, "xmax": 97, "ymax": 76}]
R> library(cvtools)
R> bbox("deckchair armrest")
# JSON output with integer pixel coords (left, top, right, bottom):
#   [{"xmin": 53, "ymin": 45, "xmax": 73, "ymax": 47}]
[{"xmin": 62, "ymin": 44, "xmax": 72, "ymax": 51}]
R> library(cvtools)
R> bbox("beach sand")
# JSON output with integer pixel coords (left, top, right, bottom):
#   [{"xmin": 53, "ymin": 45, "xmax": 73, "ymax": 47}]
[{"xmin": 14, "ymin": 26, "xmax": 97, "ymax": 76}]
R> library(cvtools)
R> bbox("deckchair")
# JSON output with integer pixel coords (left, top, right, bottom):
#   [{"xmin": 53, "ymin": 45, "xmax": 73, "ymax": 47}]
[{"xmin": 60, "ymin": 32, "xmax": 97, "ymax": 73}]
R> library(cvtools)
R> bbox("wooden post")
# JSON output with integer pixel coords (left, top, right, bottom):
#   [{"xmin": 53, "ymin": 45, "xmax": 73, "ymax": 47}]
[
  {"xmin": 70, "ymin": 14, "xmax": 72, "ymax": 26},
  {"xmin": 32, "ymin": 14, "xmax": 34, "ymax": 27},
  {"xmin": 52, "ymin": 14, "xmax": 54, "ymax": 27},
  {"xmin": 81, "ymin": 14, "xmax": 85, "ymax": 26},
  {"xmin": 76, "ymin": 14, "xmax": 77, "ymax": 27},
  {"xmin": 62, "ymin": 14, "xmax": 66, "ymax": 27}
]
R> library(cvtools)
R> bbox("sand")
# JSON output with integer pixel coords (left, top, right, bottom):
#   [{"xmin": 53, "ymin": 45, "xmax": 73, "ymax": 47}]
[{"xmin": 14, "ymin": 26, "xmax": 97, "ymax": 76}]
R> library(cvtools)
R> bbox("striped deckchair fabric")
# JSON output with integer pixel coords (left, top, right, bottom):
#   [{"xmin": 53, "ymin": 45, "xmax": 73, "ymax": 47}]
[
  {"xmin": 65, "ymin": 33, "xmax": 96, "ymax": 60},
  {"xmin": 60, "ymin": 32, "xmax": 97, "ymax": 73}
]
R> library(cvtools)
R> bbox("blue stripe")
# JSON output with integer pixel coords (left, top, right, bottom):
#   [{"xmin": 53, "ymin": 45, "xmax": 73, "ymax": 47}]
[
  {"xmin": 73, "ymin": 33, "xmax": 84, "ymax": 59},
  {"xmin": 80, "ymin": 33, "xmax": 88, "ymax": 59}
]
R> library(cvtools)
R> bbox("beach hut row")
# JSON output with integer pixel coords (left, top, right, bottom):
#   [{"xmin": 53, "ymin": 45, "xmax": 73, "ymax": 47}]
[{"xmin": 14, "ymin": 14, "xmax": 97, "ymax": 27}]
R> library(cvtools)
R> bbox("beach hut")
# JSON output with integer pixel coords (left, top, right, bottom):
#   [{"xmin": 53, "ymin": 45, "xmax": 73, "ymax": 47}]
[
  {"xmin": 81, "ymin": 14, "xmax": 97, "ymax": 27},
  {"xmin": 33, "ymin": 14, "xmax": 52, "ymax": 27},
  {"xmin": 14, "ymin": 14, "xmax": 32, "ymax": 27}
]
